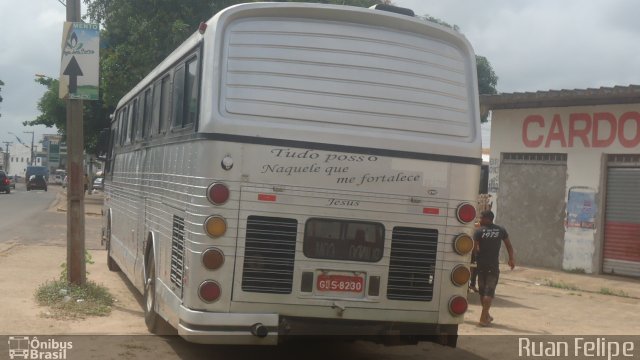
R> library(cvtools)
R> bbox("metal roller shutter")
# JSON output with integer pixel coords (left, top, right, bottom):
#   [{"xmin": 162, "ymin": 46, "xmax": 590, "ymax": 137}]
[{"xmin": 603, "ymin": 155, "xmax": 640, "ymax": 277}]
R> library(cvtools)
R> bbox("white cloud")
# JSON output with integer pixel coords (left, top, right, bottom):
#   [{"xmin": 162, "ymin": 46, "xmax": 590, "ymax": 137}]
[
  {"xmin": 394, "ymin": 0, "xmax": 640, "ymax": 92},
  {"xmin": 1, "ymin": 0, "xmax": 639, "ymax": 148},
  {"xmin": 0, "ymin": 0, "xmax": 66, "ymax": 144}
]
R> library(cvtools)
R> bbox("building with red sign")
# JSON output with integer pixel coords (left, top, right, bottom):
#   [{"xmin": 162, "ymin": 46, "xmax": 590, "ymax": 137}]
[{"xmin": 480, "ymin": 85, "xmax": 640, "ymax": 277}]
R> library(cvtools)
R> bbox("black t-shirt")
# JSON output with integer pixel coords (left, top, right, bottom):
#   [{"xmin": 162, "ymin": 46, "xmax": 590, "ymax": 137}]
[{"xmin": 473, "ymin": 224, "xmax": 509, "ymax": 271}]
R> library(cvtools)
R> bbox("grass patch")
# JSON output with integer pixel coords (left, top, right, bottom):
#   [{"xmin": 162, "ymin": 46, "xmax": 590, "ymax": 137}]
[
  {"xmin": 36, "ymin": 251, "xmax": 113, "ymax": 319},
  {"xmin": 35, "ymin": 279, "xmax": 114, "ymax": 319},
  {"xmin": 564, "ymin": 268, "xmax": 586, "ymax": 274},
  {"xmin": 599, "ymin": 287, "xmax": 631, "ymax": 298},
  {"xmin": 544, "ymin": 279, "xmax": 580, "ymax": 291}
]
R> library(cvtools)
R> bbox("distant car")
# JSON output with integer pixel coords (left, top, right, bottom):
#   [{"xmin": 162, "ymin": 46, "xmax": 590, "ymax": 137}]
[
  {"xmin": 27, "ymin": 174, "xmax": 48, "ymax": 192},
  {"xmin": 8, "ymin": 175, "xmax": 16, "ymax": 189},
  {"xmin": 92, "ymin": 177, "xmax": 104, "ymax": 191},
  {"xmin": 0, "ymin": 171, "xmax": 11, "ymax": 194}
]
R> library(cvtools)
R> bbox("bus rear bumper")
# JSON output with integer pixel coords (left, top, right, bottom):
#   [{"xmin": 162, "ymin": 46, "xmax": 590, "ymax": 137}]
[{"xmin": 177, "ymin": 305, "xmax": 279, "ymax": 345}]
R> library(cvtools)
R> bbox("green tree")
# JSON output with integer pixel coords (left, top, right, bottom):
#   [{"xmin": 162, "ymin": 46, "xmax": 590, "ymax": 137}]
[
  {"xmin": 476, "ymin": 55, "xmax": 498, "ymax": 96},
  {"xmin": 24, "ymin": 76, "xmax": 109, "ymax": 153}
]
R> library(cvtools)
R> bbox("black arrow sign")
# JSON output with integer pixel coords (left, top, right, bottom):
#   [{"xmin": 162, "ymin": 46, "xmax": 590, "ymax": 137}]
[{"xmin": 63, "ymin": 56, "xmax": 83, "ymax": 94}]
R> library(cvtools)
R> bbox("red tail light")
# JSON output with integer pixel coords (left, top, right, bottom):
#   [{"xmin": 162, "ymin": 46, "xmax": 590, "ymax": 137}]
[
  {"xmin": 198, "ymin": 280, "xmax": 221, "ymax": 303},
  {"xmin": 2, "ymin": 178, "xmax": 8, "ymax": 185},
  {"xmin": 448, "ymin": 295, "xmax": 468, "ymax": 316},
  {"xmin": 207, "ymin": 183, "xmax": 229, "ymax": 205},
  {"xmin": 456, "ymin": 202, "xmax": 476, "ymax": 224}
]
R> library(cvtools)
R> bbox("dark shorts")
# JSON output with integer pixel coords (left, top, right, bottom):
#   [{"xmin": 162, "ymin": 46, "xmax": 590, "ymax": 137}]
[{"xmin": 477, "ymin": 268, "xmax": 500, "ymax": 297}]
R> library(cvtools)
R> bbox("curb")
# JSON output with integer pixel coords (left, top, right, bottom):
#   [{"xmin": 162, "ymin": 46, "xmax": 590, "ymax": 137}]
[
  {"xmin": 500, "ymin": 268, "xmax": 640, "ymax": 300},
  {"xmin": 55, "ymin": 189, "xmax": 104, "ymax": 216}
]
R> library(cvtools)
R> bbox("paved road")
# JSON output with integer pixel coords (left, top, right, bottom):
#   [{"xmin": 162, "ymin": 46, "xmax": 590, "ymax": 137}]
[{"xmin": 0, "ymin": 183, "xmax": 102, "ymax": 249}]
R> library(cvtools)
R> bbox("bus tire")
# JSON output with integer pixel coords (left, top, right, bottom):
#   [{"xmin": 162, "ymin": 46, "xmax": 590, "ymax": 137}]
[
  {"xmin": 106, "ymin": 220, "xmax": 120, "ymax": 272},
  {"xmin": 106, "ymin": 243, "xmax": 120, "ymax": 272},
  {"xmin": 144, "ymin": 251, "xmax": 160, "ymax": 333}
]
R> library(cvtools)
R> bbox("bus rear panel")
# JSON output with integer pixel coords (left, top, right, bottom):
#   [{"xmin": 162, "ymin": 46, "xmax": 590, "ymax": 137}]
[{"xmin": 104, "ymin": 2, "xmax": 481, "ymax": 346}]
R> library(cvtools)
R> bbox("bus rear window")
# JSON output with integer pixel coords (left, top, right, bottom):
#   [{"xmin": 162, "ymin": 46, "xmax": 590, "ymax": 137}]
[{"xmin": 303, "ymin": 218, "xmax": 384, "ymax": 263}]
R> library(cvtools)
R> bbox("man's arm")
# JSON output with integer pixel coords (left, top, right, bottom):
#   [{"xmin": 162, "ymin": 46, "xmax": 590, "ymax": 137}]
[
  {"xmin": 503, "ymin": 237, "xmax": 515, "ymax": 269},
  {"xmin": 472, "ymin": 230, "xmax": 481, "ymax": 255}
]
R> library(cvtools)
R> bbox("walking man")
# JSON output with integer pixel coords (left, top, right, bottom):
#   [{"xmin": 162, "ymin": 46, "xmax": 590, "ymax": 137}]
[{"xmin": 473, "ymin": 210, "xmax": 515, "ymax": 327}]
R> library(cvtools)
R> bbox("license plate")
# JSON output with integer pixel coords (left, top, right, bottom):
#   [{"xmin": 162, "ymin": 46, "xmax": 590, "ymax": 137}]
[{"xmin": 316, "ymin": 274, "xmax": 364, "ymax": 293}]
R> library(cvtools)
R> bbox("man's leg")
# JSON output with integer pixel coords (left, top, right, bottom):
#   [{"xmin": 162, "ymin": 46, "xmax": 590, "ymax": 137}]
[
  {"xmin": 469, "ymin": 266, "xmax": 478, "ymax": 292},
  {"xmin": 480, "ymin": 295, "xmax": 493, "ymax": 325},
  {"xmin": 477, "ymin": 270, "xmax": 499, "ymax": 326}
]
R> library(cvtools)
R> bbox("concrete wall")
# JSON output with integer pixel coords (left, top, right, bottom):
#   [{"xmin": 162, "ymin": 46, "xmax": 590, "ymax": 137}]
[
  {"xmin": 497, "ymin": 161, "xmax": 567, "ymax": 268},
  {"xmin": 489, "ymin": 104, "xmax": 640, "ymax": 273}
]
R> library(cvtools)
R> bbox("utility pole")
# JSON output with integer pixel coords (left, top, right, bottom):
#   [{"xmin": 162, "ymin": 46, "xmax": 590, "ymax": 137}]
[
  {"xmin": 2, "ymin": 141, "xmax": 11, "ymax": 173},
  {"xmin": 23, "ymin": 131, "xmax": 34, "ymax": 165},
  {"xmin": 66, "ymin": 0, "xmax": 86, "ymax": 286}
]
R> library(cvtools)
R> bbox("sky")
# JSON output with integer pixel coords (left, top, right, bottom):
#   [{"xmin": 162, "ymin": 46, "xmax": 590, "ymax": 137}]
[{"xmin": 1, "ymin": 0, "xmax": 639, "ymax": 149}]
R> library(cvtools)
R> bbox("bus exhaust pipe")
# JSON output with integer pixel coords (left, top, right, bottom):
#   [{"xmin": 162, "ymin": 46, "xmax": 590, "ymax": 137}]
[{"xmin": 251, "ymin": 323, "xmax": 268, "ymax": 338}]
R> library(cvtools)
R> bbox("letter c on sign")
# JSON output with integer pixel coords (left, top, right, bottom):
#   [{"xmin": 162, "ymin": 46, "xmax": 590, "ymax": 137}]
[{"xmin": 522, "ymin": 115, "xmax": 544, "ymax": 148}]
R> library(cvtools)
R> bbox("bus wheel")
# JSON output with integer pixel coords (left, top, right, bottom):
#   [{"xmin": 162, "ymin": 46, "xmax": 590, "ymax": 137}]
[
  {"xmin": 106, "ymin": 222, "xmax": 120, "ymax": 272},
  {"xmin": 106, "ymin": 242, "xmax": 120, "ymax": 272},
  {"xmin": 144, "ymin": 252, "xmax": 159, "ymax": 333}
]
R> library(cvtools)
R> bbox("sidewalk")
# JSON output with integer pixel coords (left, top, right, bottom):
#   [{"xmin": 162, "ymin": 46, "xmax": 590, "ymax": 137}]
[
  {"xmin": 55, "ymin": 188, "xmax": 104, "ymax": 216},
  {"xmin": 498, "ymin": 262, "xmax": 640, "ymax": 299}
]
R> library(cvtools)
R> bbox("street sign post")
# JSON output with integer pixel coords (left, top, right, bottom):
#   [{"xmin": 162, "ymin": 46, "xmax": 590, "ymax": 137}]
[
  {"xmin": 62, "ymin": 1, "xmax": 90, "ymax": 286},
  {"xmin": 59, "ymin": 22, "xmax": 99, "ymax": 101}
]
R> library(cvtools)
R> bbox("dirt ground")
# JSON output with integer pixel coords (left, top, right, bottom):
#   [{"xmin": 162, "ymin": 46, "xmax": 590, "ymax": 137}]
[
  {"xmin": 0, "ymin": 244, "xmax": 148, "ymax": 335},
  {"xmin": 2, "ymin": 243, "xmax": 639, "ymax": 335},
  {"xmin": 1, "ymin": 193, "xmax": 639, "ymax": 359}
]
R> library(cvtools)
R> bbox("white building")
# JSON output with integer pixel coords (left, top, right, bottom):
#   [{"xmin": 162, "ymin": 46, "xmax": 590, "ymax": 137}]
[
  {"xmin": 6, "ymin": 142, "xmax": 43, "ymax": 178},
  {"xmin": 481, "ymin": 85, "xmax": 640, "ymax": 277}
]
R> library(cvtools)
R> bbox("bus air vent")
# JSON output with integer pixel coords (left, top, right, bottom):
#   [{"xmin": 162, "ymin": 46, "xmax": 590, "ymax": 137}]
[
  {"xmin": 170, "ymin": 215, "xmax": 185, "ymax": 291},
  {"xmin": 387, "ymin": 227, "xmax": 438, "ymax": 301},
  {"xmin": 242, "ymin": 216, "xmax": 298, "ymax": 294}
]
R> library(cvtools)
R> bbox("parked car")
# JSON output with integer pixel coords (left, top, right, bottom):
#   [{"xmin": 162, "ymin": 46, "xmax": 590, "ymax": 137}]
[
  {"xmin": 8, "ymin": 175, "xmax": 16, "ymax": 189},
  {"xmin": 0, "ymin": 171, "xmax": 11, "ymax": 194},
  {"xmin": 92, "ymin": 177, "xmax": 104, "ymax": 191},
  {"xmin": 27, "ymin": 174, "xmax": 48, "ymax": 192}
]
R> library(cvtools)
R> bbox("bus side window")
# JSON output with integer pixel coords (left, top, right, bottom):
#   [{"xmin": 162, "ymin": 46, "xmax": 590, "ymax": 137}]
[
  {"xmin": 106, "ymin": 127, "xmax": 115, "ymax": 178},
  {"xmin": 171, "ymin": 65, "xmax": 186, "ymax": 130},
  {"xmin": 130, "ymin": 98, "xmax": 139, "ymax": 143},
  {"xmin": 151, "ymin": 81, "xmax": 161, "ymax": 137},
  {"xmin": 120, "ymin": 106, "xmax": 129, "ymax": 146},
  {"xmin": 113, "ymin": 110, "xmax": 121, "ymax": 147},
  {"xmin": 183, "ymin": 56, "xmax": 199, "ymax": 127},
  {"xmin": 160, "ymin": 75, "xmax": 172, "ymax": 134},
  {"xmin": 136, "ymin": 93, "xmax": 146, "ymax": 141},
  {"xmin": 143, "ymin": 88, "xmax": 152, "ymax": 140}
]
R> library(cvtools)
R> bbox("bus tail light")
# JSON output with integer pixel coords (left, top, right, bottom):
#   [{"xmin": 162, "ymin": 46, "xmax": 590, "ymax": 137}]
[
  {"xmin": 456, "ymin": 202, "xmax": 476, "ymax": 224},
  {"xmin": 448, "ymin": 296, "xmax": 468, "ymax": 316},
  {"xmin": 204, "ymin": 215, "xmax": 227, "ymax": 238},
  {"xmin": 199, "ymin": 281, "xmax": 221, "ymax": 303},
  {"xmin": 453, "ymin": 234, "xmax": 474, "ymax": 255},
  {"xmin": 207, "ymin": 183, "xmax": 229, "ymax": 205},
  {"xmin": 202, "ymin": 248, "xmax": 224, "ymax": 270},
  {"xmin": 451, "ymin": 265, "xmax": 470, "ymax": 286}
]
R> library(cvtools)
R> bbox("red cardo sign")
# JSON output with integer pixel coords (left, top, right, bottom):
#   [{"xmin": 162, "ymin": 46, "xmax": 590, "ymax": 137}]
[{"xmin": 522, "ymin": 112, "xmax": 640, "ymax": 148}]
